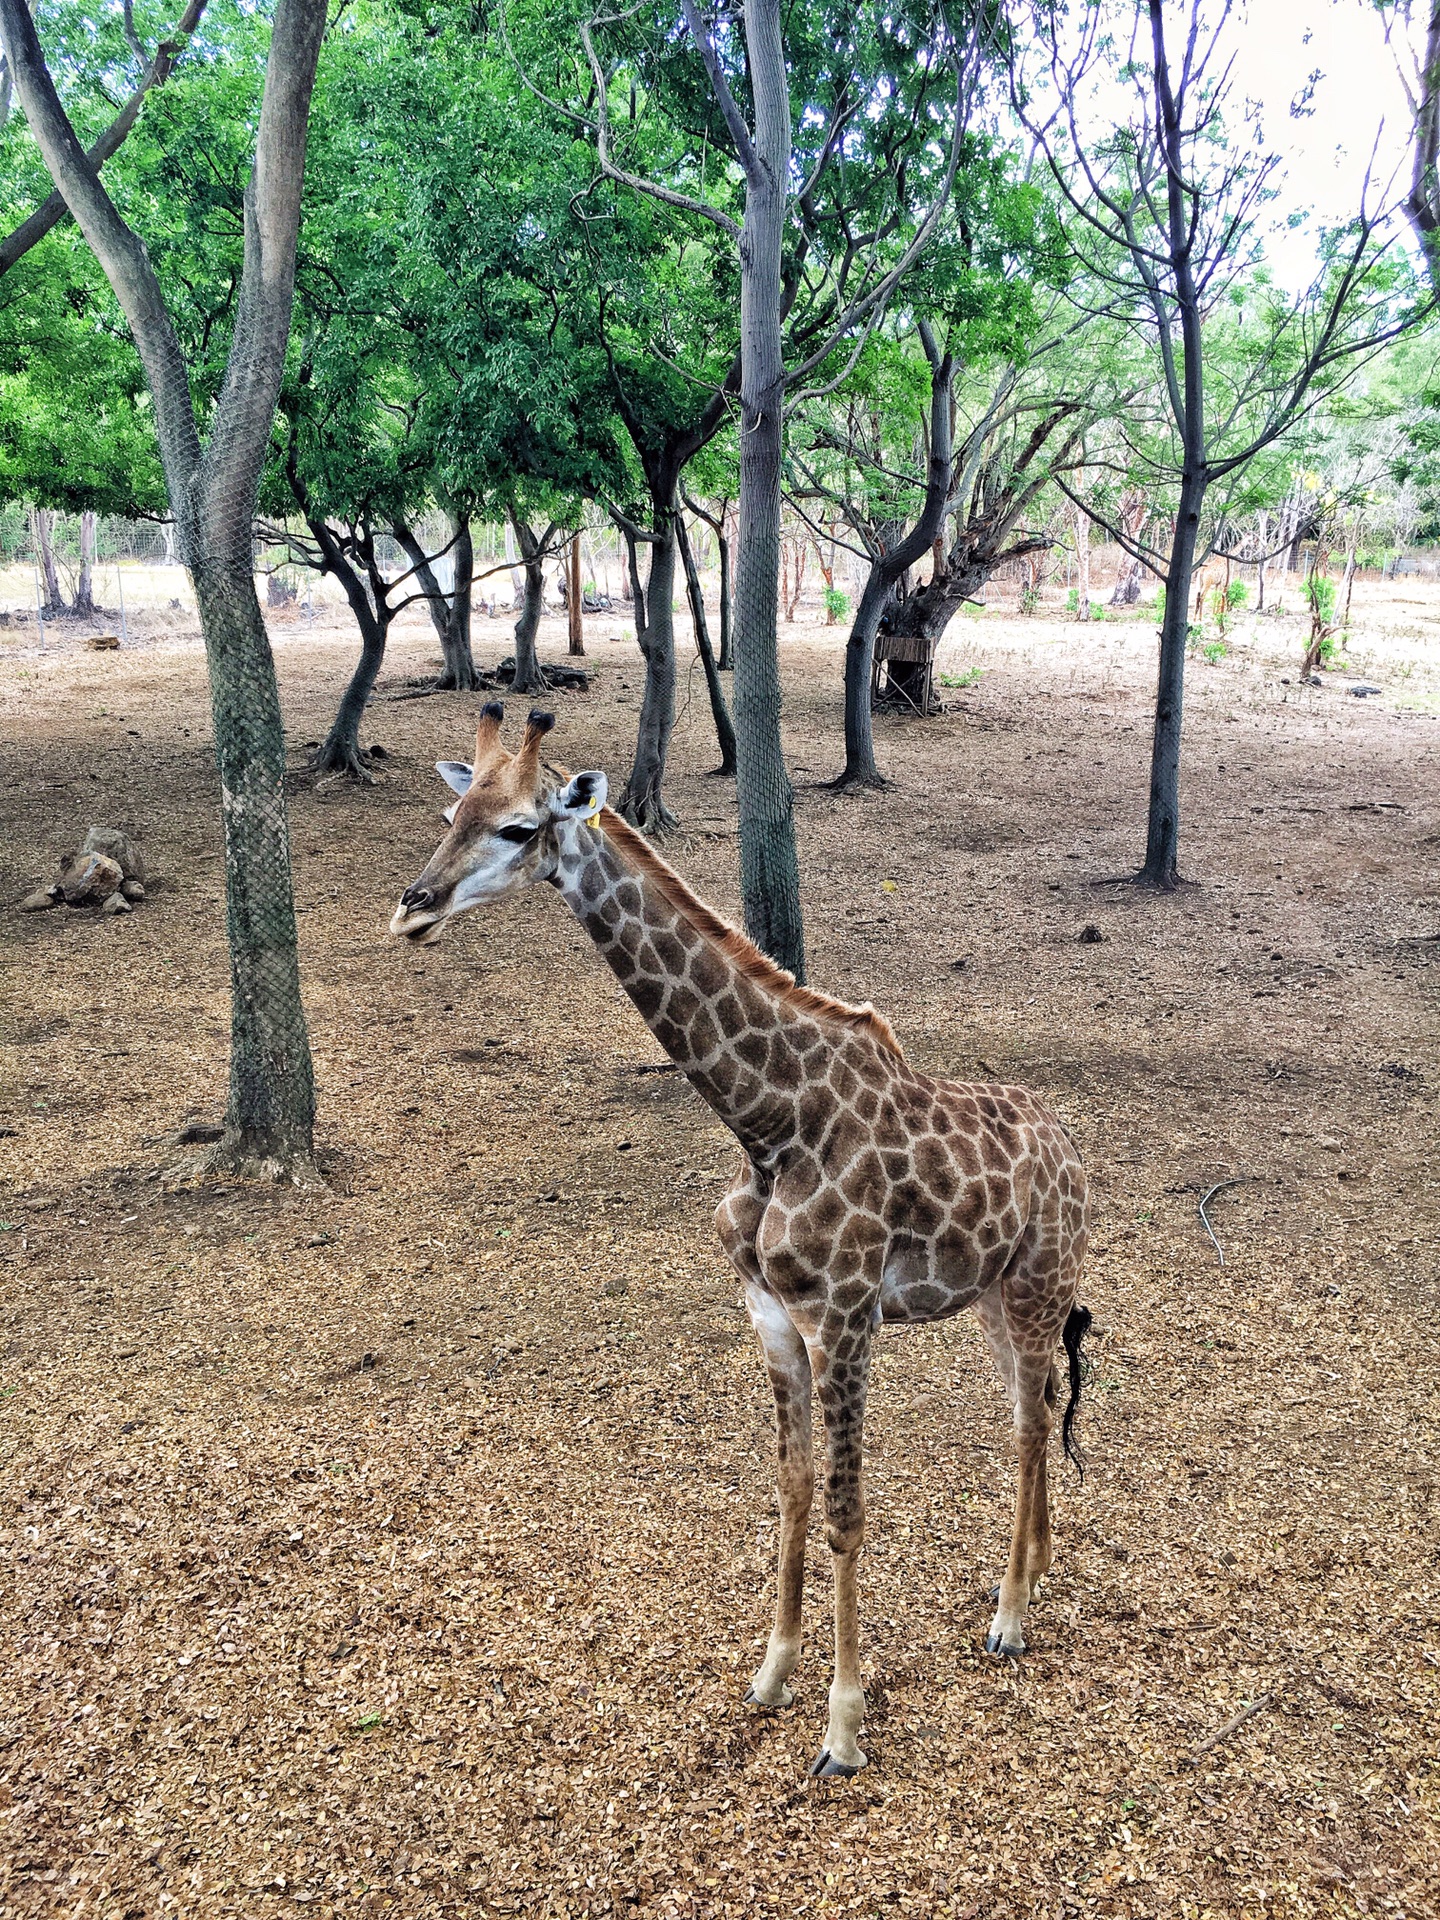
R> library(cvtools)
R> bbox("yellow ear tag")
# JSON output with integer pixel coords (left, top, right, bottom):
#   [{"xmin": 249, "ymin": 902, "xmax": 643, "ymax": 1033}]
[{"xmin": 585, "ymin": 792, "xmax": 602, "ymax": 820}]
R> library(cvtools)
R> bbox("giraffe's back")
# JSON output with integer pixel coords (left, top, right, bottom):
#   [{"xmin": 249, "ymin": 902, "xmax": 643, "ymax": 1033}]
[
  {"xmin": 870, "ymin": 1071, "xmax": 1088, "ymax": 1326},
  {"xmin": 760, "ymin": 1038, "xmax": 1087, "ymax": 1327}
]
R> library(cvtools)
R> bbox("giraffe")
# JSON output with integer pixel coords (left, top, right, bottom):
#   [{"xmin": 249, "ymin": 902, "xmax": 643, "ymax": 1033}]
[{"xmin": 391, "ymin": 704, "xmax": 1092, "ymax": 1779}]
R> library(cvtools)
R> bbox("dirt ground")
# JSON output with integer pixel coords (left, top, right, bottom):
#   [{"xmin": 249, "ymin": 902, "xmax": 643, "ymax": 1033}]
[{"xmin": 1, "ymin": 576, "xmax": 1438, "ymax": 1919}]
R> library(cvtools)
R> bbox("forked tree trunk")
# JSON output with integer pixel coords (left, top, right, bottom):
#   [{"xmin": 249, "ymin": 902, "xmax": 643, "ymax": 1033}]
[
  {"xmin": 677, "ymin": 511, "xmax": 736, "ymax": 776},
  {"xmin": 620, "ymin": 510, "xmax": 680, "ymax": 832},
  {"xmin": 74, "ymin": 509, "xmax": 96, "ymax": 613},
  {"xmin": 883, "ymin": 552, "xmax": 1011, "ymax": 644},
  {"xmin": 682, "ymin": 494, "xmax": 734, "ymax": 668},
  {"xmin": 316, "ymin": 611, "xmax": 387, "ymax": 776}
]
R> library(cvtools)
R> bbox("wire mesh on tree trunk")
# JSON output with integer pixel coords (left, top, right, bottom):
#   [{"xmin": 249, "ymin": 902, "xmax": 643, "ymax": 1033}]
[{"xmin": 192, "ymin": 555, "xmax": 316, "ymax": 1178}]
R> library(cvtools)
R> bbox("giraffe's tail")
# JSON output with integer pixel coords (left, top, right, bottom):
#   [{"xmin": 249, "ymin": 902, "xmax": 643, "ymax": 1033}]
[{"xmin": 1060, "ymin": 1303, "xmax": 1093, "ymax": 1480}]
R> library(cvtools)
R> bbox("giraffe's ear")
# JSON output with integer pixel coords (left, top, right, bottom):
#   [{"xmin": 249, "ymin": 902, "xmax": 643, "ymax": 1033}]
[
  {"xmin": 437, "ymin": 760, "xmax": 473, "ymax": 797},
  {"xmin": 550, "ymin": 770, "xmax": 607, "ymax": 821},
  {"xmin": 437, "ymin": 760, "xmax": 472, "ymax": 825}
]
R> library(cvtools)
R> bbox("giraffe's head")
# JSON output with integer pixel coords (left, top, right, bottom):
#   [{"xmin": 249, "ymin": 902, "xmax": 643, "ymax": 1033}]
[{"xmin": 389, "ymin": 702, "xmax": 606, "ymax": 945}]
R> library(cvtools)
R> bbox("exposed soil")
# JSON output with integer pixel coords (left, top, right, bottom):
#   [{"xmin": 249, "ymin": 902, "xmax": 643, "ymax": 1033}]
[{"xmin": 1, "ymin": 579, "xmax": 1437, "ymax": 1918}]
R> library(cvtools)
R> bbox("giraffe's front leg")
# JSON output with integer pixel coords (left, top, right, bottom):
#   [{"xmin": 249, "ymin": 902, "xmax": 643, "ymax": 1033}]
[
  {"xmin": 742, "ymin": 1285, "xmax": 814, "ymax": 1710},
  {"xmin": 808, "ymin": 1333, "xmax": 873, "ymax": 1778}
]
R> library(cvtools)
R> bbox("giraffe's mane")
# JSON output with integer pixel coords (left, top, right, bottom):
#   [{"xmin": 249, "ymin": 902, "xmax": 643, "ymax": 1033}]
[{"xmin": 595, "ymin": 806, "xmax": 904, "ymax": 1057}]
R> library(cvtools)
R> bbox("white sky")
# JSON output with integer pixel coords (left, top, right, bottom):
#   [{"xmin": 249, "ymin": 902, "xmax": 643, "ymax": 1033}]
[
  {"xmin": 1245, "ymin": 0, "xmax": 1415, "ymax": 259},
  {"xmin": 1034, "ymin": 2, "xmax": 1422, "ymax": 285}
]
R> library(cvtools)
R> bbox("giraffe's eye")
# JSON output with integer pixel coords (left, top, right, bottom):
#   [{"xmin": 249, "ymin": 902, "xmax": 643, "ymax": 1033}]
[{"xmin": 495, "ymin": 822, "xmax": 539, "ymax": 845}]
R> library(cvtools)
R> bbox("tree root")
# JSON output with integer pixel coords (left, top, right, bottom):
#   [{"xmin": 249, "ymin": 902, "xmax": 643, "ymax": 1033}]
[
  {"xmin": 388, "ymin": 658, "xmax": 590, "ymax": 697},
  {"xmin": 491, "ymin": 657, "xmax": 590, "ymax": 693},
  {"xmin": 308, "ymin": 741, "xmax": 378, "ymax": 783},
  {"xmin": 618, "ymin": 788, "xmax": 680, "ymax": 836},
  {"xmin": 824, "ymin": 767, "xmax": 888, "ymax": 793},
  {"xmin": 433, "ymin": 662, "xmax": 481, "ymax": 693},
  {"xmin": 163, "ymin": 1133, "xmax": 326, "ymax": 1190}
]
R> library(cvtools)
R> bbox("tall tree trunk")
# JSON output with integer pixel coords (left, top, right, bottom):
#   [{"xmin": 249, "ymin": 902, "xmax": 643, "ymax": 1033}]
[
  {"xmin": 75, "ymin": 509, "xmax": 96, "ymax": 613},
  {"xmin": 192, "ymin": 560, "xmax": 316, "ymax": 1175},
  {"xmin": 1139, "ymin": 473, "xmax": 1203, "ymax": 890},
  {"xmin": 30, "ymin": 506, "xmax": 64, "ymax": 610},
  {"xmin": 1136, "ymin": 0, "xmax": 1209, "ymax": 894},
  {"xmin": 730, "ymin": 0, "xmax": 805, "ymax": 976},
  {"xmin": 620, "ymin": 522, "xmax": 646, "ymax": 631},
  {"xmin": 309, "ymin": 521, "xmax": 389, "ymax": 779},
  {"xmin": 1075, "ymin": 504, "xmax": 1091, "ymax": 620},
  {"xmin": 833, "ymin": 329, "xmax": 955, "ymax": 787},
  {"xmin": 568, "ymin": 532, "xmax": 584, "ymax": 655},
  {"xmin": 1255, "ymin": 510, "xmax": 1268, "ymax": 612},
  {"xmin": 394, "ymin": 516, "xmax": 477, "ymax": 690},
  {"xmin": 620, "ymin": 507, "xmax": 680, "ymax": 832},
  {"xmin": 510, "ymin": 515, "xmax": 546, "ymax": 694},
  {"xmin": 836, "ymin": 565, "xmax": 895, "ymax": 788},
  {"xmin": 716, "ymin": 509, "xmax": 733, "ymax": 669},
  {"xmin": 682, "ymin": 493, "xmax": 734, "ymax": 668},
  {"xmin": 315, "ymin": 606, "xmax": 388, "ymax": 777},
  {"xmin": 440, "ymin": 518, "xmax": 476, "ymax": 688},
  {"xmin": 2, "ymin": 0, "xmax": 327, "ymax": 1182},
  {"xmin": 1285, "ymin": 500, "xmax": 1305, "ymax": 575},
  {"xmin": 677, "ymin": 511, "xmax": 736, "ymax": 776}
]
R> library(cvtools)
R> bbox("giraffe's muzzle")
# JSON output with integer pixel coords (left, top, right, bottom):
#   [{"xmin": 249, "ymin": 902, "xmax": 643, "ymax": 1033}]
[{"xmin": 390, "ymin": 883, "xmax": 449, "ymax": 944}]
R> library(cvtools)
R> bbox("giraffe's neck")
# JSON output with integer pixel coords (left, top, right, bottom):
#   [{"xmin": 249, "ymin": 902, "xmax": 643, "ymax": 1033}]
[{"xmin": 549, "ymin": 813, "xmax": 831, "ymax": 1159}]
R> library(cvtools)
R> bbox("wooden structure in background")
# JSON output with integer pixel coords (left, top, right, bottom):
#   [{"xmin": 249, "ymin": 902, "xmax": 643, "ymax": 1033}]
[{"xmin": 872, "ymin": 624, "xmax": 940, "ymax": 713}]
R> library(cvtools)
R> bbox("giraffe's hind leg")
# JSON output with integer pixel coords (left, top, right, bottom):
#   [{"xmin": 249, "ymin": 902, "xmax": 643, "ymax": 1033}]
[
  {"xmin": 984, "ymin": 1350, "xmax": 1056, "ymax": 1655},
  {"xmin": 718, "ymin": 1175, "xmax": 815, "ymax": 1713},
  {"xmin": 972, "ymin": 1248, "xmax": 1072, "ymax": 1655}
]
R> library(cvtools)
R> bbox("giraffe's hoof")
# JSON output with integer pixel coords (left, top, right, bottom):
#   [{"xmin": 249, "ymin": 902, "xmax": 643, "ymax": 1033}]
[
  {"xmin": 808, "ymin": 1747, "xmax": 867, "ymax": 1779},
  {"xmin": 985, "ymin": 1630, "xmax": 1024, "ymax": 1658},
  {"xmin": 743, "ymin": 1684, "xmax": 793, "ymax": 1710}
]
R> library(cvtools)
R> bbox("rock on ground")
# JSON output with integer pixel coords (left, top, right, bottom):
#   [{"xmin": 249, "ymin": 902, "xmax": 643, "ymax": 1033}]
[
  {"xmin": 80, "ymin": 825, "xmax": 145, "ymax": 883},
  {"xmin": 56, "ymin": 851, "xmax": 123, "ymax": 907}
]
